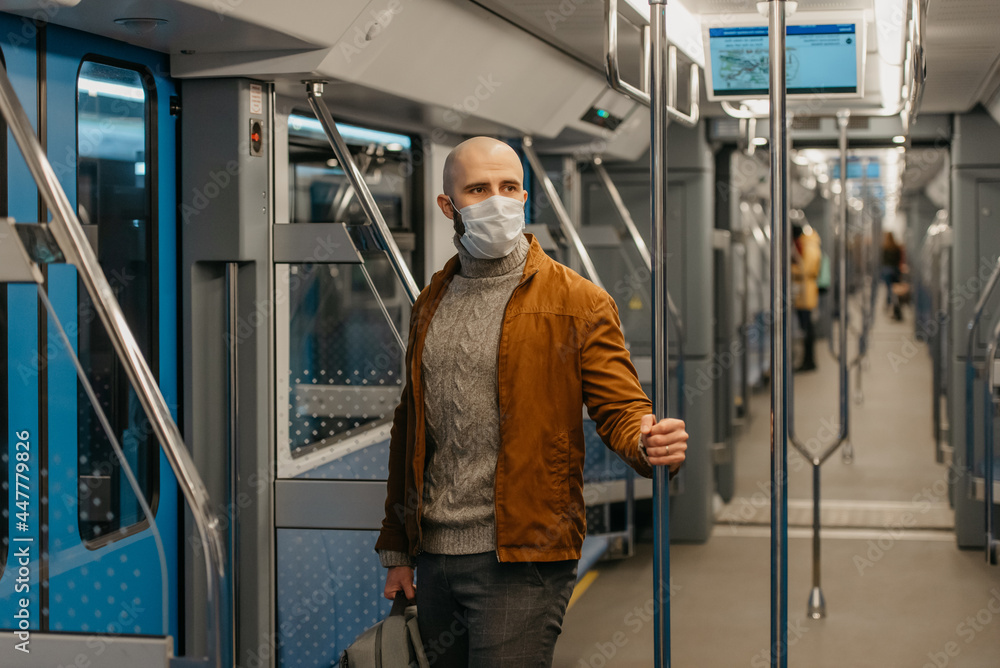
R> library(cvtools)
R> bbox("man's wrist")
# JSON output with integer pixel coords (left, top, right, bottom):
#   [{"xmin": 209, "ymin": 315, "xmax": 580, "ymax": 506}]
[
  {"xmin": 637, "ymin": 433, "xmax": 650, "ymax": 465},
  {"xmin": 378, "ymin": 549, "xmax": 414, "ymax": 568}
]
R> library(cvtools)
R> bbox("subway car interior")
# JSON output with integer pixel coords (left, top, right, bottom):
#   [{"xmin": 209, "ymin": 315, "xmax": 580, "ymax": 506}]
[{"xmin": 0, "ymin": 0, "xmax": 999, "ymax": 666}]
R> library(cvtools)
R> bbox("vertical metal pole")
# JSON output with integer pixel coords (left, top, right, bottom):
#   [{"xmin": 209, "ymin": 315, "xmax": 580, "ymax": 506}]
[
  {"xmin": 649, "ymin": 0, "xmax": 671, "ymax": 665},
  {"xmin": 985, "ymin": 349, "xmax": 996, "ymax": 563},
  {"xmin": 768, "ymin": 2, "xmax": 789, "ymax": 666},
  {"xmin": 226, "ymin": 263, "xmax": 240, "ymax": 664},
  {"xmin": 837, "ymin": 111, "xmax": 851, "ymax": 457}
]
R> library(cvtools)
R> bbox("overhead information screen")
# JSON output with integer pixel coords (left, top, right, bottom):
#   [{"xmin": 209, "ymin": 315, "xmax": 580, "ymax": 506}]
[{"xmin": 706, "ymin": 23, "xmax": 861, "ymax": 100}]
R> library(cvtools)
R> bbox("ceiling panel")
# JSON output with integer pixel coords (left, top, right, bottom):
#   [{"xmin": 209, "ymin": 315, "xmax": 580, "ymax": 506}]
[
  {"xmin": 0, "ymin": 0, "xmax": 356, "ymax": 54},
  {"xmin": 470, "ymin": 0, "xmax": 646, "ymax": 80},
  {"xmin": 685, "ymin": 0, "xmax": 870, "ymax": 13},
  {"xmin": 921, "ymin": 0, "xmax": 1000, "ymax": 113}
]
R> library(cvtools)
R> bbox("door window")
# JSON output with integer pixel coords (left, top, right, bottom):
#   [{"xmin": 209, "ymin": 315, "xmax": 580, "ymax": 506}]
[{"xmin": 75, "ymin": 59, "xmax": 158, "ymax": 546}]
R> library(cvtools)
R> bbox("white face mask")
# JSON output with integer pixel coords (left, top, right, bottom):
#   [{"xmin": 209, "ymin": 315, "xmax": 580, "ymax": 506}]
[{"xmin": 451, "ymin": 195, "xmax": 525, "ymax": 260}]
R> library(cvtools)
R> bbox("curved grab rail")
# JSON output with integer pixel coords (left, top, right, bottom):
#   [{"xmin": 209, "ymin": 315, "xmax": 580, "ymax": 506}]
[
  {"xmin": 0, "ymin": 60, "xmax": 228, "ymax": 667},
  {"xmin": 964, "ymin": 257, "xmax": 1000, "ymax": 495},
  {"xmin": 667, "ymin": 46, "xmax": 700, "ymax": 127},
  {"xmin": 790, "ymin": 111, "xmax": 851, "ymax": 467},
  {"xmin": 904, "ymin": 0, "xmax": 928, "ymax": 132},
  {"xmin": 306, "ymin": 82, "xmax": 420, "ymax": 306},
  {"xmin": 591, "ymin": 158, "xmax": 686, "ymax": 421},
  {"xmin": 604, "ymin": 0, "xmax": 700, "ymax": 127}
]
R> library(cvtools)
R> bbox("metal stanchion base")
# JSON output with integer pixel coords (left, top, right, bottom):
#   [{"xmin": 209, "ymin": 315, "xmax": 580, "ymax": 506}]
[
  {"xmin": 807, "ymin": 586, "xmax": 826, "ymax": 619},
  {"xmin": 841, "ymin": 441, "xmax": 854, "ymax": 465},
  {"xmin": 989, "ymin": 539, "xmax": 998, "ymax": 566}
]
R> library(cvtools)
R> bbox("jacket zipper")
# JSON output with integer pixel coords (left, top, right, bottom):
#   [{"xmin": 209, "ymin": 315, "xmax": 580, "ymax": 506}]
[{"xmin": 493, "ymin": 269, "xmax": 538, "ymax": 561}]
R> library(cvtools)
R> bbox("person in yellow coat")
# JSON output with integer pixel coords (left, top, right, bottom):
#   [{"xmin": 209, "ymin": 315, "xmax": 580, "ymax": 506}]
[{"xmin": 792, "ymin": 223, "xmax": 822, "ymax": 371}]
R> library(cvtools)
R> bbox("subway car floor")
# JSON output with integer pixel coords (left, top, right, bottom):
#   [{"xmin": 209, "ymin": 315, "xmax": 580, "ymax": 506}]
[{"xmin": 555, "ymin": 298, "xmax": 1000, "ymax": 667}]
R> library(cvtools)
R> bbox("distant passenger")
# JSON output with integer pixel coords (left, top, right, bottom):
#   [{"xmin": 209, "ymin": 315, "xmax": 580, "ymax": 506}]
[
  {"xmin": 792, "ymin": 223, "xmax": 821, "ymax": 372},
  {"xmin": 375, "ymin": 136, "xmax": 687, "ymax": 666},
  {"xmin": 881, "ymin": 231, "xmax": 907, "ymax": 321}
]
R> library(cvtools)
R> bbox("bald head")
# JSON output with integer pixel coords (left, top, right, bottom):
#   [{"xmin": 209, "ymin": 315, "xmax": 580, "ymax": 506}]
[{"xmin": 438, "ymin": 137, "xmax": 527, "ymax": 224}]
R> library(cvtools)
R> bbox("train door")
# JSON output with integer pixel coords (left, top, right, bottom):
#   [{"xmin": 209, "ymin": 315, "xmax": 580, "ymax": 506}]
[
  {"xmin": 0, "ymin": 15, "xmax": 179, "ymax": 644},
  {"xmin": 270, "ymin": 99, "xmax": 421, "ymax": 666}
]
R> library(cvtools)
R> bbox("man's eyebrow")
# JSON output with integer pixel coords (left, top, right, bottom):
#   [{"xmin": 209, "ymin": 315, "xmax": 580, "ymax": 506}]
[{"xmin": 461, "ymin": 178, "xmax": 523, "ymax": 191}]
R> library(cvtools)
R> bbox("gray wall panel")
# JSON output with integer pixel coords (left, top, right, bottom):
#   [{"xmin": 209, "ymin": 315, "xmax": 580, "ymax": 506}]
[
  {"xmin": 949, "ymin": 108, "xmax": 1000, "ymax": 548},
  {"xmin": 181, "ymin": 78, "xmax": 274, "ymax": 666}
]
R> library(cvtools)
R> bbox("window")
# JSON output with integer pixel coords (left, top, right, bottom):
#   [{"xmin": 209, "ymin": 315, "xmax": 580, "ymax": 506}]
[
  {"xmin": 75, "ymin": 59, "xmax": 158, "ymax": 546},
  {"xmin": 279, "ymin": 116, "xmax": 420, "ymax": 475}
]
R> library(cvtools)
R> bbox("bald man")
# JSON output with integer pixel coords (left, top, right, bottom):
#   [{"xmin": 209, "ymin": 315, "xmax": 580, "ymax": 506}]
[{"xmin": 375, "ymin": 137, "xmax": 687, "ymax": 666}]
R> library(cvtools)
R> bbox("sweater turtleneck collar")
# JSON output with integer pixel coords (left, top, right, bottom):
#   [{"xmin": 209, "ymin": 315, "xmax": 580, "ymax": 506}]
[{"xmin": 454, "ymin": 233, "xmax": 530, "ymax": 279}]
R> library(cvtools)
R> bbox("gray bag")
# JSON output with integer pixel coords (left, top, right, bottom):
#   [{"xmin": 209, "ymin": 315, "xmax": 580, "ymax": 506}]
[{"xmin": 339, "ymin": 593, "xmax": 430, "ymax": 668}]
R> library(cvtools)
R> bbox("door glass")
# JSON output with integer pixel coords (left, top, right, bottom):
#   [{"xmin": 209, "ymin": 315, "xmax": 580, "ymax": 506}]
[
  {"xmin": 76, "ymin": 60, "xmax": 158, "ymax": 545},
  {"xmin": 277, "ymin": 236, "xmax": 407, "ymax": 479},
  {"xmin": 279, "ymin": 117, "xmax": 417, "ymax": 479}
]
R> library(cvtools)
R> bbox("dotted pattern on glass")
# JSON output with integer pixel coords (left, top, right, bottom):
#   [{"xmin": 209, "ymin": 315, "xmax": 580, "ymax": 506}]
[
  {"xmin": 276, "ymin": 529, "xmax": 390, "ymax": 667},
  {"xmin": 286, "ymin": 258, "xmax": 406, "ymax": 469},
  {"xmin": 583, "ymin": 418, "xmax": 630, "ymax": 483},
  {"xmin": 296, "ymin": 439, "xmax": 390, "ymax": 480}
]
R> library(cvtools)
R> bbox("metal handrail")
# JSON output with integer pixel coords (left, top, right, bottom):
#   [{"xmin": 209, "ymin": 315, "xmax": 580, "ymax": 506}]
[
  {"xmin": 904, "ymin": 0, "xmax": 927, "ymax": 131},
  {"xmin": 787, "ymin": 111, "xmax": 851, "ymax": 623},
  {"xmin": 849, "ymin": 159, "xmax": 878, "ymax": 410},
  {"xmin": 922, "ymin": 223, "xmax": 951, "ymax": 462},
  {"xmin": 521, "ymin": 138, "xmax": 605, "ymax": 291},
  {"xmin": 591, "ymin": 157, "xmax": 687, "ymax": 421},
  {"xmin": 0, "ymin": 60, "xmax": 228, "ymax": 668},
  {"xmin": 965, "ymin": 258, "xmax": 1000, "ymax": 496},
  {"xmin": 981, "ymin": 310, "xmax": 1000, "ymax": 565},
  {"xmin": 305, "ymin": 82, "xmax": 420, "ymax": 306},
  {"xmin": 604, "ymin": 0, "xmax": 700, "ymax": 127},
  {"xmin": 739, "ymin": 110, "xmax": 759, "ymax": 157}
]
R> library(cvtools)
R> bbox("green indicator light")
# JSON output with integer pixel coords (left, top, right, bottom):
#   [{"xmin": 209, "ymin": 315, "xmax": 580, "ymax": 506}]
[{"xmin": 596, "ymin": 109, "xmax": 610, "ymax": 118}]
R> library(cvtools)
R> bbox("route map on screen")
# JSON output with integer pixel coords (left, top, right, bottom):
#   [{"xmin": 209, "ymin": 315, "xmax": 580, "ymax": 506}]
[{"xmin": 708, "ymin": 24, "xmax": 859, "ymax": 98}]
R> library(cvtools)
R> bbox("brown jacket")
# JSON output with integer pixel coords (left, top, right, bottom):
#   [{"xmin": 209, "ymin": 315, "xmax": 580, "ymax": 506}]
[
  {"xmin": 375, "ymin": 234, "xmax": 653, "ymax": 563},
  {"xmin": 792, "ymin": 229, "xmax": 822, "ymax": 311}
]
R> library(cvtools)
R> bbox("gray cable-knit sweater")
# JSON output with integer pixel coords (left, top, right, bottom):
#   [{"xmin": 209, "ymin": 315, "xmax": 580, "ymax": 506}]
[{"xmin": 379, "ymin": 234, "xmax": 530, "ymax": 568}]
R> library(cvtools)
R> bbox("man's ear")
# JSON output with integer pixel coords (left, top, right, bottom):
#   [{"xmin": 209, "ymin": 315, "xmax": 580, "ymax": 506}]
[
  {"xmin": 437, "ymin": 194, "xmax": 465, "ymax": 235},
  {"xmin": 436, "ymin": 194, "xmax": 455, "ymax": 220}
]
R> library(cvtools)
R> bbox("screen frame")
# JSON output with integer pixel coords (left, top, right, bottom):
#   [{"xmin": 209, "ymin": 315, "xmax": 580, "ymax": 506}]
[{"xmin": 701, "ymin": 10, "xmax": 868, "ymax": 103}]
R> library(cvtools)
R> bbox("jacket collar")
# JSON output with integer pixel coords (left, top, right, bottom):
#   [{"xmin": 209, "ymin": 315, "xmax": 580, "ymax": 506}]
[{"xmin": 434, "ymin": 233, "xmax": 544, "ymax": 294}]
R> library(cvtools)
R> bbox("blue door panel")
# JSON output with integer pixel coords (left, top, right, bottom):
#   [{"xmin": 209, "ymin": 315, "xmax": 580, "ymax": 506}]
[
  {"xmin": 43, "ymin": 24, "xmax": 179, "ymax": 640},
  {"xmin": 0, "ymin": 11, "xmax": 41, "ymax": 630},
  {"xmin": 0, "ymin": 288, "xmax": 41, "ymax": 628},
  {"xmin": 0, "ymin": 11, "xmax": 39, "ymax": 225},
  {"xmin": 0, "ymin": 16, "xmax": 179, "ymax": 644}
]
